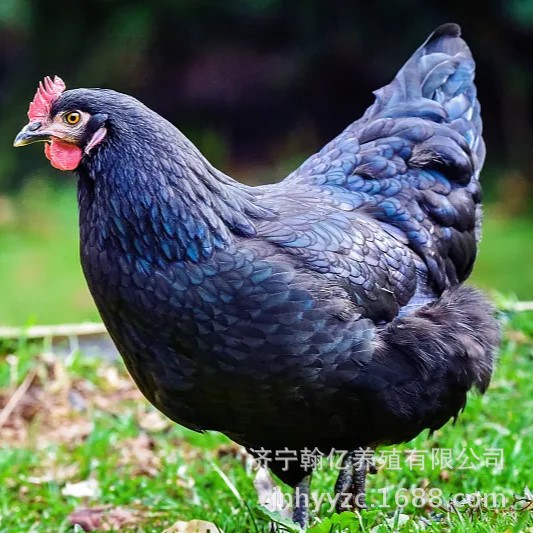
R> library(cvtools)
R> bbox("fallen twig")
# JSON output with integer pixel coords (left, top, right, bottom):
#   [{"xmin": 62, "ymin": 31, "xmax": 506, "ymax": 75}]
[
  {"xmin": 0, "ymin": 323, "xmax": 107, "ymax": 340},
  {"xmin": 505, "ymin": 301, "xmax": 533, "ymax": 312},
  {"xmin": 0, "ymin": 369, "xmax": 37, "ymax": 429}
]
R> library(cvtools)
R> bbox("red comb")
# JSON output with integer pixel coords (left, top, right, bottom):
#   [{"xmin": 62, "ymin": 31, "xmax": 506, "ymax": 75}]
[{"xmin": 28, "ymin": 75, "xmax": 66, "ymax": 122}]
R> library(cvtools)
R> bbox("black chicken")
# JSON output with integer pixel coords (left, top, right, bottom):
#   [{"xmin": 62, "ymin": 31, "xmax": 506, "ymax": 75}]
[{"xmin": 15, "ymin": 24, "xmax": 500, "ymax": 527}]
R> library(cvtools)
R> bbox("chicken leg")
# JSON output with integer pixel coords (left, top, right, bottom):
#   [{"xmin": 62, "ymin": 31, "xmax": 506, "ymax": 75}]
[
  {"xmin": 334, "ymin": 449, "xmax": 376, "ymax": 512},
  {"xmin": 292, "ymin": 475, "xmax": 311, "ymax": 528}
]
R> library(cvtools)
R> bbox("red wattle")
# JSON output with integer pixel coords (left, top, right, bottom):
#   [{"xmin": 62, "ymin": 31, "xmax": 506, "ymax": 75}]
[{"xmin": 44, "ymin": 139, "xmax": 83, "ymax": 171}]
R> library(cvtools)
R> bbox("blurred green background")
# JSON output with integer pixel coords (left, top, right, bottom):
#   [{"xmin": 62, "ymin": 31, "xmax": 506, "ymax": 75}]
[{"xmin": 0, "ymin": 0, "xmax": 532, "ymax": 325}]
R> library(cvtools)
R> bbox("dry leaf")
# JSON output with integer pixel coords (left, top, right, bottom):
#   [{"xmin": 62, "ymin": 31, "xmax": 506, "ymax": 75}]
[
  {"xmin": 439, "ymin": 469, "xmax": 450, "ymax": 482},
  {"xmin": 506, "ymin": 330, "xmax": 528, "ymax": 344},
  {"xmin": 118, "ymin": 433, "xmax": 161, "ymax": 476},
  {"xmin": 24, "ymin": 463, "xmax": 79, "ymax": 484},
  {"xmin": 54, "ymin": 420, "xmax": 93, "ymax": 446},
  {"xmin": 164, "ymin": 519, "xmax": 223, "ymax": 533},
  {"xmin": 138, "ymin": 409, "xmax": 170, "ymax": 432},
  {"xmin": 253, "ymin": 467, "xmax": 290, "ymax": 517},
  {"xmin": 0, "ymin": 352, "xmax": 142, "ymax": 449},
  {"xmin": 97, "ymin": 365, "xmax": 135, "ymax": 391},
  {"xmin": 62, "ymin": 479, "xmax": 101, "ymax": 499},
  {"xmin": 419, "ymin": 478, "xmax": 430, "ymax": 489},
  {"xmin": 69, "ymin": 506, "xmax": 108, "ymax": 531},
  {"xmin": 69, "ymin": 506, "xmax": 140, "ymax": 531},
  {"xmin": 216, "ymin": 443, "xmax": 248, "ymax": 466}
]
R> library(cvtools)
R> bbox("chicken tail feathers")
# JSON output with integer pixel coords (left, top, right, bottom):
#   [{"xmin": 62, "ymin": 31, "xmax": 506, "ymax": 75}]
[
  {"xmin": 286, "ymin": 25, "xmax": 486, "ymax": 290},
  {"xmin": 365, "ymin": 23, "xmax": 484, "ymax": 173}
]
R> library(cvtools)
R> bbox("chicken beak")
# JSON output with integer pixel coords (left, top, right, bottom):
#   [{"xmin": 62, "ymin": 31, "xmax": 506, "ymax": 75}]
[{"xmin": 13, "ymin": 122, "xmax": 51, "ymax": 147}]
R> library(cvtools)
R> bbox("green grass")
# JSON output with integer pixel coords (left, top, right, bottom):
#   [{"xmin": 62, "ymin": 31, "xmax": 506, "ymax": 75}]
[
  {"xmin": 471, "ymin": 214, "xmax": 533, "ymax": 300},
  {"xmin": 0, "ymin": 312, "xmax": 531, "ymax": 532},
  {"xmin": 0, "ymin": 180, "xmax": 100, "ymax": 326},
  {"xmin": 0, "ymin": 180, "xmax": 532, "ymax": 326}
]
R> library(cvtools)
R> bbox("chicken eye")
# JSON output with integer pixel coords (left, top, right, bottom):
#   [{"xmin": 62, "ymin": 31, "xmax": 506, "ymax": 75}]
[{"xmin": 64, "ymin": 112, "xmax": 81, "ymax": 125}]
